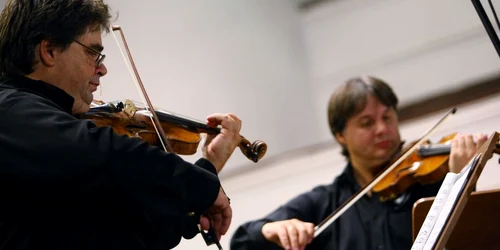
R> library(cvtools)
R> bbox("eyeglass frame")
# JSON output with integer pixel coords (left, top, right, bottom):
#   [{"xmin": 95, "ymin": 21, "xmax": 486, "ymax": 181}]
[{"xmin": 72, "ymin": 40, "xmax": 106, "ymax": 67}]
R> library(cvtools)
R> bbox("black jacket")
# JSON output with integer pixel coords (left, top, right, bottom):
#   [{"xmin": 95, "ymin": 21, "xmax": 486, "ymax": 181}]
[
  {"xmin": 230, "ymin": 163, "xmax": 443, "ymax": 250},
  {"xmin": 0, "ymin": 74, "xmax": 221, "ymax": 250}
]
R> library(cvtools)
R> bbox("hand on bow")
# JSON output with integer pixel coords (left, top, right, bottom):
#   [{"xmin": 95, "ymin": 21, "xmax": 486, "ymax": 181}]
[
  {"xmin": 261, "ymin": 218, "xmax": 315, "ymax": 250},
  {"xmin": 202, "ymin": 113, "xmax": 242, "ymax": 173},
  {"xmin": 449, "ymin": 133, "xmax": 489, "ymax": 173},
  {"xmin": 199, "ymin": 187, "xmax": 232, "ymax": 241}
]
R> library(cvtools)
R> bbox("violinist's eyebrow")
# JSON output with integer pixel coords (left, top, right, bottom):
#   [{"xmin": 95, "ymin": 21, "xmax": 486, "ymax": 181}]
[
  {"xmin": 356, "ymin": 114, "xmax": 372, "ymax": 122},
  {"xmin": 90, "ymin": 43, "xmax": 104, "ymax": 52},
  {"xmin": 357, "ymin": 106, "xmax": 391, "ymax": 121},
  {"xmin": 383, "ymin": 107, "xmax": 391, "ymax": 114}
]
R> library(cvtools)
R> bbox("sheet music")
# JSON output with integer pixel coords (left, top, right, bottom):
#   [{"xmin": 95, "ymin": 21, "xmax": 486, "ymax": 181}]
[
  {"xmin": 410, "ymin": 172, "xmax": 460, "ymax": 250},
  {"xmin": 411, "ymin": 154, "xmax": 480, "ymax": 250}
]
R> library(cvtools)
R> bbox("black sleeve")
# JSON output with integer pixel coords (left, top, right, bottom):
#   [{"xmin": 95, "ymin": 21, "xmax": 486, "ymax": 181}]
[
  {"xmin": 230, "ymin": 185, "xmax": 332, "ymax": 250},
  {"xmin": 0, "ymin": 92, "xmax": 220, "ymax": 241},
  {"xmin": 195, "ymin": 157, "xmax": 218, "ymax": 175}
]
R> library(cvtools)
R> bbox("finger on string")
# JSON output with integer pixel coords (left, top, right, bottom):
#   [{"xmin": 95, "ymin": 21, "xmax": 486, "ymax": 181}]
[
  {"xmin": 206, "ymin": 120, "xmax": 220, "ymax": 128},
  {"xmin": 225, "ymin": 113, "xmax": 241, "ymax": 124},
  {"xmin": 457, "ymin": 134, "xmax": 466, "ymax": 150},
  {"xmin": 221, "ymin": 113, "xmax": 241, "ymax": 131},
  {"xmin": 208, "ymin": 114, "xmax": 239, "ymax": 131},
  {"xmin": 475, "ymin": 133, "xmax": 489, "ymax": 147},
  {"xmin": 464, "ymin": 134, "xmax": 475, "ymax": 151},
  {"xmin": 206, "ymin": 113, "xmax": 226, "ymax": 126}
]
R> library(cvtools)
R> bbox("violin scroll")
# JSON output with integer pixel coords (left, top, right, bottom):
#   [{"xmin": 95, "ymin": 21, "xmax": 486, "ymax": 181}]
[{"xmin": 239, "ymin": 137, "xmax": 267, "ymax": 163}]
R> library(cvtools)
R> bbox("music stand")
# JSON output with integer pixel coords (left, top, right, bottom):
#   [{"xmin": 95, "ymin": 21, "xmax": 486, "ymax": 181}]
[
  {"xmin": 412, "ymin": 131, "xmax": 500, "ymax": 249},
  {"xmin": 413, "ymin": 188, "xmax": 500, "ymax": 250},
  {"xmin": 472, "ymin": 0, "xmax": 500, "ymax": 58}
]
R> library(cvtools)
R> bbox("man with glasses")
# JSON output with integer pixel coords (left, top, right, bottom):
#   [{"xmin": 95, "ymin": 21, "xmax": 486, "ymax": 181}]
[
  {"xmin": 0, "ymin": 1, "xmax": 239, "ymax": 249},
  {"xmin": 73, "ymin": 40, "xmax": 107, "ymax": 68}
]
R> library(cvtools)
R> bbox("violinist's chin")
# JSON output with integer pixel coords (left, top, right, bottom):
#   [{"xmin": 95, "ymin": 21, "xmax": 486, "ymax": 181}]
[
  {"xmin": 89, "ymin": 81, "xmax": 99, "ymax": 92},
  {"xmin": 372, "ymin": 141, "xmax": 399, "ymax": 166}
]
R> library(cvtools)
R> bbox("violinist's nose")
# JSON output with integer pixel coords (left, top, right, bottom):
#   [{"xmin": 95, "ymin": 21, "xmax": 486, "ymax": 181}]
[
  {"xmin": 95, "ymin": 63, "xmax": 108, "ymax": 77},
  {"xmin": 375, "ymin": 118, "xmax": 389, "ymax": 135}
]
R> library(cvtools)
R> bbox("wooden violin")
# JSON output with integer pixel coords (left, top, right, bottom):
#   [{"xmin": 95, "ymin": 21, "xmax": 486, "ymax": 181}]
[
  {"xmin": 373, "ymin": 132, "xmax": 500, "ymax": 201},
  {"xmin": 81, "ymin": 99, "xmax": 267, "ymax": 163}
]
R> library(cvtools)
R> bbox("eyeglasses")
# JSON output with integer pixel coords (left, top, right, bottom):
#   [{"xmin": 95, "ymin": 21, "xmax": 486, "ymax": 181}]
[{"xmin": 73, "ymin": 40, "xmax": 106, "ymax": 67}]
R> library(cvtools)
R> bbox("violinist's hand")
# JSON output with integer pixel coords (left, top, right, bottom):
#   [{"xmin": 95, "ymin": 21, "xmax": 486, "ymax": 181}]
[
  {"xmin": 199, "ymin": 187, "xmax": 232, "ymax": 241},
  {"xmin": 449, "ymin": 133, "xmax": 489, "ymax": 173},
  {"xmin": 261, "ymin": 219, "xmax": 315, "ymax": 250},
  {"xmin": 202, "ymin": 113, "xmax": 242, "ymax": 173}
]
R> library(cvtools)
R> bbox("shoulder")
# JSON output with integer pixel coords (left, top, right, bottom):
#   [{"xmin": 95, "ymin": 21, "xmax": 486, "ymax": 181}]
[
  {"xmin": 0, "ymin": 87, "xmax": 57, "ymax": 108},
  {"xmin": 0, "ymin": 89, "xmax": 69, "ymax": 119}
]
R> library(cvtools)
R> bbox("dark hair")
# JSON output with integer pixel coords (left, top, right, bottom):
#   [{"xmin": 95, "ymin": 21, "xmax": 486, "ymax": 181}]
[
  {"xmin": 327, "ymin": 75, "xmax": 399, "ymax": 158},
  {"xmin": 0, "ymin": 0, "xmax": 112, "ymax": 75}
]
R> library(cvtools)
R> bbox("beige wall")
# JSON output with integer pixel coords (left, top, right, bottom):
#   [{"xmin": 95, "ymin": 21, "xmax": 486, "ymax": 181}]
[{"xmin": 300, "ymin": 0, "xmax": 500, "ymax": 145}]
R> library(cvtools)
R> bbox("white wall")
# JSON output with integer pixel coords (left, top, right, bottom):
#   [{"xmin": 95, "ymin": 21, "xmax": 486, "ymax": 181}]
[{"xmin": 301, "ymin": 0, "xmax": 500, "ymax": 143}]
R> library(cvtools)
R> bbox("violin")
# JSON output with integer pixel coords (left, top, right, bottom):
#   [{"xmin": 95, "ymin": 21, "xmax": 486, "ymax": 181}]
[
  {"xmin": 372, "ymin": 132, "xmax": 500, "ymax": 201},
  {"xmin": 81, "ymin": 99, "xmax": 267, "ymax": 163},
  {"xmin": 313, "ymin": 108, "xmax": 500, "ymax": 238}
]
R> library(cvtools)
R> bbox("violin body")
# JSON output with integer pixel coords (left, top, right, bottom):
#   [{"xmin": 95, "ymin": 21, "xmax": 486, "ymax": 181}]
[
  {"xmin": 81, "ymin": 99, "xmax": 267, "ymax": 162},
  {"xmin": 372, "ymin": 133, "xmax": 458, "ymax": 201},
  {"xmin": 81, "ymin": 102, "xmax": 202, "ymax": 155}
]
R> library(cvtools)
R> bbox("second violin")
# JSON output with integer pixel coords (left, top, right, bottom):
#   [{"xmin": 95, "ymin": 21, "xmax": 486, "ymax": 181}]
[{"xmin": 373, "ymin": 132, "xmax": 500, "ymax": 201}]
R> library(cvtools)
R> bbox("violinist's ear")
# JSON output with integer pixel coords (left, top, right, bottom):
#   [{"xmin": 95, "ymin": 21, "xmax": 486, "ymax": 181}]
[
  {"xmin": 335, "ymin": 132, "xmax": 346, "ymax": 145},
  {"xmin": 38, "ymin": 40, "xmax": 59, "ymax": 67}
]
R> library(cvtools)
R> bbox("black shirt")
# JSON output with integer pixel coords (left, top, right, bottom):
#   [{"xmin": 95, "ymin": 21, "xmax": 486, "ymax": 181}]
[
  {"xmin": 0, "ymin": 74, "xmax": 221, "ymax": 250},
  {"xmin": 230, "ymin": 163, "xmax": 443, "ymax": 250}
]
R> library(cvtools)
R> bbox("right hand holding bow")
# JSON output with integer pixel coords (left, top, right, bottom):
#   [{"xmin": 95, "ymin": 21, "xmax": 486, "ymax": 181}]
[
  {"xmin": 261, "ymin": 218, "xmax": 315, "ymax": 250},
  {"xmin": 199, "ymin": 187, "xmax": 232, "ymax": 241}
]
